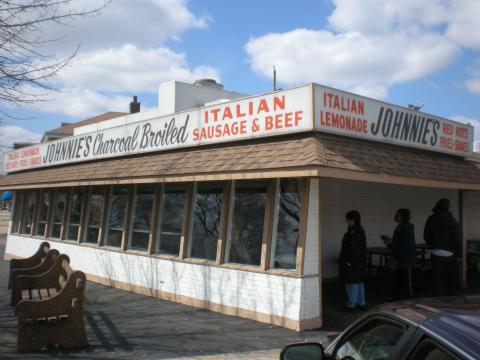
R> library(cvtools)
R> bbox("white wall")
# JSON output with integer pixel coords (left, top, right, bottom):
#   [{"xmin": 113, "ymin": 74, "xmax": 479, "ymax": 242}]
[
  {"xmin": 319, "ymin": 179, "xmax": 459, "ymax": 279},
  {"xmin": 158, "ymin": 81, "xmax": 247, "ymax": 117},
  {"xmin": 5, "ymin": 235, "xmax": 310, "ymax": 323},
  {"xmin": 464, "ymin": 191, "xmax": 480, "ymax": 240}
]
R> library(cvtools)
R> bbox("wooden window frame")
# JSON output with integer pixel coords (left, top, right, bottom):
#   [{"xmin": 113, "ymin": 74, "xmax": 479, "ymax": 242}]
[
  {"xmin": 48, "ymin": 188, "xmax": 68, "ymax": 240},
  {"xmin": 65, "ymin": 187, "xmax": 86, "ymax": 242},
  {"xmin": 186, "ymin": 181, "xmax": 226, "ymax": 263},
  {"xmin": 34, "ymin": 189, "xmax": 51, "ymax": 237},
  {"xmin": 11, "ymin": 190, "xmax": 24, "ymax": 234},
  {"xmin": 103, "ymin": 185, "xmax": 131, "ymax": 249},
  {"xmin": 268, "ymin": 178, "xmax": 310, "ymax": 273},
  {"xmin": 82, "ymin": 186, "xmax": 107, "ymax": 246},
  {"xmin": 224, "ymin": 179, "xmax": 275, "ymax": 269}
]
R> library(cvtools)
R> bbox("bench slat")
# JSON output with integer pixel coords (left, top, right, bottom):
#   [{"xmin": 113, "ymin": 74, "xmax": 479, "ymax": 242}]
[
  {"xmin": 21, "ymin": 290, "xmax": 30, "ymax": 300},
  {"xmin": 31, "ymin": 289, "xmax": 41, "ymax": 300},
  {"xmin": 47, "ymin": 288, "xmax": 58, "ymax": 297},
  {"xmin": 39, "ymin": 288, "xmax": 49, "ymax": 299}
]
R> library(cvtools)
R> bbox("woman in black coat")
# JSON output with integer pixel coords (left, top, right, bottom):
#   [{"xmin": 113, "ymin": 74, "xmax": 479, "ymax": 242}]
[
  {"xmin": 382, "ymin": 208, "xmax": 416, "ymax": 300},
  {"xmin": 339, "ymin": 210, "xmax": 367, "ymax": 312}
]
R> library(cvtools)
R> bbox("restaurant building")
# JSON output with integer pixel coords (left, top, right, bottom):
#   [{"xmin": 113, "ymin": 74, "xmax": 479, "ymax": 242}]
[{"xmin": 2, "ymin": 80, "xmax": 480, "ymax": 331}]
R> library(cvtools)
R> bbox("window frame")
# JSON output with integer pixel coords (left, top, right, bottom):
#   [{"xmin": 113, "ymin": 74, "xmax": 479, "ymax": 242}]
[
  {"xmin": 103, "ymin": 185, "xmax": 132, "ymax": 249},
  {"xmin": 65, "ymin": 187, "xmax": 87, "ymax": 242},
  {"xmin": 186, "ymin": 181, "xmax": 226, "ymax": 262},
  {"xmin": 11, "ymin": 190, "xmax": 24, "ymax": 234},
  {"xmin": 224, "ymin": 179, "xmax": 275, "ymax": 268},
  {"xmin": 49, "ymin": 188, "xmax": 69, "ymax": 239},
  {"xmin": 127, "ymin": 184, "xmax": 158, "ymax": 252},
  {"xmin": 327, "ymin": 315, "xmax": 412, "ymax": 360},
  {"xmin": 82, "ymin": 186, "xmax": 107, "ymax": 245}
]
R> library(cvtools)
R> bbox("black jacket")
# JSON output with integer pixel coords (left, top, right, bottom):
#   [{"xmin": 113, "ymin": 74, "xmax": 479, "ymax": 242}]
[
  {"xmin": 390, "ymin": 223, "xmax": 416, "ymax": 265},
  {"xmin": 339, "ymin": 225, "xmax": 367, "ymax": 283},
  {"xmin": 424, "ymin": 211, "xmax": 461, "ymax": 257}
]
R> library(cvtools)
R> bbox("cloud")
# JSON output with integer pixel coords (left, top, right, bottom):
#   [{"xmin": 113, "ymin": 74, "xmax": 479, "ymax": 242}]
[
  {"xmin": 51, "ymin": 44, "xmax": 219, "ymax": 93},
  {"xmin": 245, "ymin": 0, "xmax": 479, "ymax": 98},
  {"xmin": 8, "ymin": 0, "xmax": 217, "ymax": 119},
  {"xmin": 246, "ymin": 29, "xmax": 458, "ymax": 99},
  {"xmin": 465, "ymin": 60, "xmax": 480, "ymax": 94},
  {"xmin": 38, "ymin": 0, "xmax": 210, "ymax": 54}
]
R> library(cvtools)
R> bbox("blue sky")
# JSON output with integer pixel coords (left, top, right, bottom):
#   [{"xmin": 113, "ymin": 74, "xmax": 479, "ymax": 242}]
[{"xmin": 1, "ymin": 0, "xmax": 479, "ymax": 148}]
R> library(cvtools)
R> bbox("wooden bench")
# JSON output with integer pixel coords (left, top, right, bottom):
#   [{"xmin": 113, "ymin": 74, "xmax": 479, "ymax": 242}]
[
  {"xmin": 8, "ymin": 241, "xmax": 50, "ymax": 289},
  {"xmin": 10, "ymin": 248, "xmax": 60, "ymax": 306},
  {"xmin": 14, "ymin": 254, "xmax": 88, "ymax": 352}
]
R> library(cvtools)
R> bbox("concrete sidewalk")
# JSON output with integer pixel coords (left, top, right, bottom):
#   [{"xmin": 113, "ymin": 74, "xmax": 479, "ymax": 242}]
[{"xmin": 0, "ymin": 236, "xmax": 337, "ymax": 359}]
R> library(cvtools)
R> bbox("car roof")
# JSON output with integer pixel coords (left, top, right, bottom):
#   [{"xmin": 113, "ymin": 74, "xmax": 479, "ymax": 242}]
[{"xmin": 378, "ymin": 296, "xmax": 480, "ymax": 359}]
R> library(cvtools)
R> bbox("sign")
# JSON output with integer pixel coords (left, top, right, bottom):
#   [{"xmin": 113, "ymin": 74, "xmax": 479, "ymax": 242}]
[
  {"xmin": 314, "ymin": 84, "xmax": 473, "ymax": 156},
  {"xmin": 3, "ymin": 85, "xmax": 313, "ymax": 173}
]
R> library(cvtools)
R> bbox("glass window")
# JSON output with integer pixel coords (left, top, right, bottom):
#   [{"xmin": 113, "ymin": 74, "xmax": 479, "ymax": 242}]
[
  {"xmin": 105, "ymin": 185, "xmax": 130, "ymax": 248},
  {"xmin": 334, "ymin": 319, "xmax": 405, "ymax": 360},
  {"xmin": 270, "ymin": 179, "xmax": 303, "ymax": 270},
  {"xmin": 188, "ymin": 182, "xmax": 224, "ymax": 261},
  {"xmin": 22, "ymin": 191, "xmax": 38, "ymax": 235},
  {"xmin": 11, "ymin": 191, "xmax": 24, "ymax": 233},
  {"xmin": 157, "ymin": 184, "xmax": 186, "ymax": 255},
  {"xmin": 67, "ymin": 188, "xmax": 85, "ymax": 241},
  {"xmin": 407, "ymin": 339, "xmax": 459, "ymax": 360},
  {"xmin": 129, "ymin": 184, "xmax": 155, "ymax": 251},
  {"xmin": 227, "ymin": 180, "xmax": 268, "ymax": 266},
  {"xmin": 85, "ymin": 187, "xmax": 105, "ymax": 244},
  {"xmin": 50, "ymin": 189, "xmax": 67, "ymax": 238},
  {"xmin": 35, "ymin": 190, "xmax": 51, "ymax": 237}
]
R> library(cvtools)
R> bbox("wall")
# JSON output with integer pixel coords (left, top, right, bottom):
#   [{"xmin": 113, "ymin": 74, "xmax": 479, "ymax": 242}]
[
  {"xmin": 464, "ymin": 191, "xmax": 480, "ymax": 240},
  {"xmin": 319, "ymin": 178, "xmax": 459, "ymax": 279},
  {"xmin": 4, "ymin": 234, "xmax": 316, "ymax": 330}
]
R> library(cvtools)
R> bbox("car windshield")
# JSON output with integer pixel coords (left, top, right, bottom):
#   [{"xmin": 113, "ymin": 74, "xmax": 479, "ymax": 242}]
[{"xmin": 335, "ymin": 321, "xmax": 405, "ymax": 360}]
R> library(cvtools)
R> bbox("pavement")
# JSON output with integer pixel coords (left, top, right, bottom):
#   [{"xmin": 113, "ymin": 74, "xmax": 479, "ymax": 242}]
[{"xmin": 0, "ymin": 235, "xmax": 339, "ymax": 359}]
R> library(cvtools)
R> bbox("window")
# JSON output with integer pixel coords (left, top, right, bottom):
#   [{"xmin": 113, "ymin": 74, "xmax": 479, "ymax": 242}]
[
  {"xmin": 129, "ymin": 184, "xmax": 155, "ymax": 251},
  {"xmin": 156, "ymin": 183, "xmax": 187, "ymax": 255},
  {"xmin": 270, "ymin": 179, "xmax": 303, "ymax": 270},
  {"xmin": 50, "ymin": 189, "xmax": 67, "ymax": 238},
  {"xmin": 84, "ymin": 187, "xmax": 105, "ymax": 244},
  {"xmin": 226, "ymin": 180, "xmax": 269, "ymax": 266},
  {"xmin": 105, "ymin": 185, "xmax": 130, "ymax": 248},
  {"xmin": 188, "ymin": 182, "xmax": 225, "ymax": 261},
  {"xmin": 21, "ymin": 190, "xmax": 37, "ymax": 235},
  {"xmin": 67, "ymin": 188, "xmax": 85, "ymax": 241},
  {"xmin": 11, "ymin": 191, "xmax": 24, "ymax": 233},
  {"xmin": 407, "ymin": 338, "xmax": 460, "ymax": 360},
  {"xmin": 35, "ymin": 190, "xmax": 51, "ymax": 237},
  {"xmin": 334, "ymin": 318, "xmax": 406, "ymax": 360}
]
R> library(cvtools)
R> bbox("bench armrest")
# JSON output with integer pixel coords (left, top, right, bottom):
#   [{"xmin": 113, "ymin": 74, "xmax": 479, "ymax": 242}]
[{"xmin": 17, "ymin": 271, "xmax": 86, "ymax": 321}]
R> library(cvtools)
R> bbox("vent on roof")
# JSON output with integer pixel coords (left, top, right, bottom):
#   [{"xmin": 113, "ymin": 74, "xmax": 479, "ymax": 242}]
[
  {"xmin": 130, "ymin": 96, "xmax": 140, "ymax": 114},
  {"xmin": 61, "ymin": 122, "xmax": 72, "ymax": 127},
  {"xmin": 193, "ymin": 79, "xmax": 224, "ymax": 90}
]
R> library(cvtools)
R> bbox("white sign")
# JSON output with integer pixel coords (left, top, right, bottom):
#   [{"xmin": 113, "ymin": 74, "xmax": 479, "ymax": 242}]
[
  {"xmin": 314, "ymin": 84, "xmax": 473, "ymax": 156},
  {"xmin": 3, "ymin": 86, "xmax": 313, "ymax": 173}
]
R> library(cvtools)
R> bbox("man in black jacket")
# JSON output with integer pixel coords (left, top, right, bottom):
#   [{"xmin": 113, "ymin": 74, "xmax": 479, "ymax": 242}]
[{"xmin": 424, "ymin": 199, "xmax": 462, "ymax": 296}]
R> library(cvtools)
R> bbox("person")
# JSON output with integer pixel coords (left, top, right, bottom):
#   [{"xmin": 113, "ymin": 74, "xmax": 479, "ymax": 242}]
[
  {"xmin": 424, "ymin": 199, "xmax": 461, "ymax": 296},
  {"xmin": 339, "ymin": 210, "xmax": 367, "ymax": 312},
  {"xmin": 381, "ymin": 209, "xmax": 416, "ymax": 301}
]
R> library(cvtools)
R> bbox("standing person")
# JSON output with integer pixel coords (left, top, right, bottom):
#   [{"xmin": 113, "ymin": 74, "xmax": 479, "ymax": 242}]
[
  {"xmin": 424, "ymin": 199, "xmax": 461, "ymax": 296},
  {"xmin": 339, "ymin": 210, "xmax": 367, "ymax": 312},
  {"xmin": 381, "ymin": 209, "xmax": 416, "ymax": 301}
]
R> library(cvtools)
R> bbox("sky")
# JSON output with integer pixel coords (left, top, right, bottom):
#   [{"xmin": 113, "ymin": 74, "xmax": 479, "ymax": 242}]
[{"xmin": 1, "ymin": 0, "xmax": 480, "ymax": 150}]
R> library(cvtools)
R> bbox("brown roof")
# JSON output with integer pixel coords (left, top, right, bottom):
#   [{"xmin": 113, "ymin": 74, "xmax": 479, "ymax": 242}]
[
  {"xmin": 2, "ymin": 133, "xmax": 480, "ymax": 189},
  {"xmin": 45, "ymin": 112, "xmax": 127, "ymax": 136}
]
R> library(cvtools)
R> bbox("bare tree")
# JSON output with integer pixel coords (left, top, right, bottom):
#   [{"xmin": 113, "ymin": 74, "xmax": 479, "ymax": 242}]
[{"xmin": 0, "ymin": 0, "xmax": 109, "ymax": 116}]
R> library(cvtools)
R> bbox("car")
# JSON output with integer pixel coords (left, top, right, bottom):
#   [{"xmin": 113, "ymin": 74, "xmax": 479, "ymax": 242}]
[{"xmin": 280, "ymin": 296, "xmax": 480, "ymax": 360}]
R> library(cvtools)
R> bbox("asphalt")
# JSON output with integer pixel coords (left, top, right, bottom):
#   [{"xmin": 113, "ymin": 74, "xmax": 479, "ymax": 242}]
[{"xmin": 0, "ymin": 235, "xmax": 339, "ymax": 360}]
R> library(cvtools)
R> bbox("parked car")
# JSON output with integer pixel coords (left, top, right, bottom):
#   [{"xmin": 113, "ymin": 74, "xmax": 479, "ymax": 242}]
[{"xmin": 281, "ymin": 296, "xmax": 480, "ymax": 360}]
